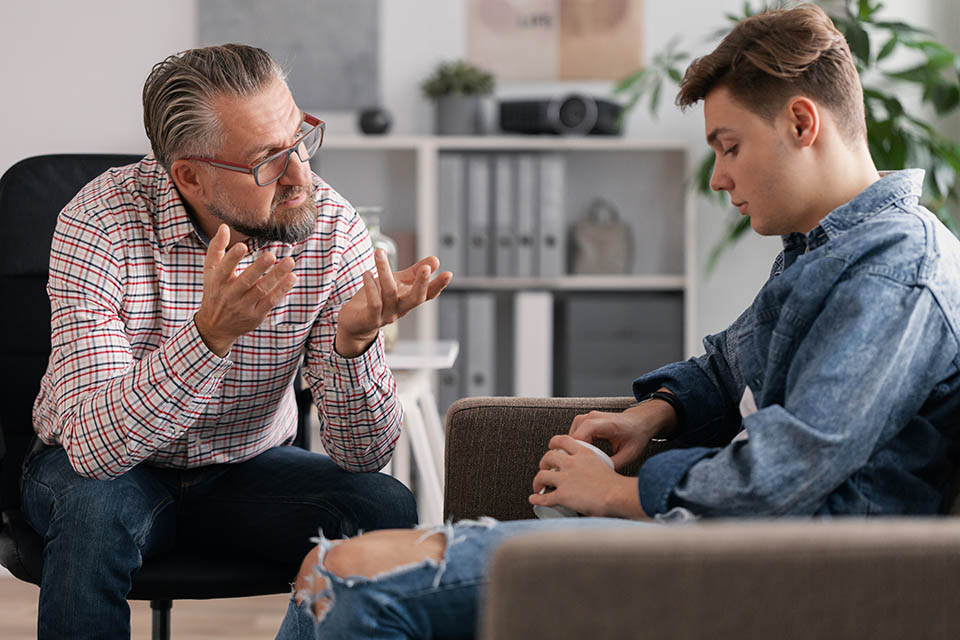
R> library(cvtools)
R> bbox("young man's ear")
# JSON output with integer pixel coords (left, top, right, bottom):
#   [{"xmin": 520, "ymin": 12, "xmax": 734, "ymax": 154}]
[
  {"xmin": 786, "ymin": 97, "xmax": 820, "ymax": 148},
  {"xmin": 169, "ymin": 160, "xmax": 206, "ymax": 201}
]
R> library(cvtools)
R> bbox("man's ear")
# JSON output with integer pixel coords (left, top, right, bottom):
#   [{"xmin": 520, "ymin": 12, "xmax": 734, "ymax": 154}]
[
  {"xmin": 169, "ymin": 159, "xmax": 205, "ymax": 201},
  {"xmin": 786, "ymin": 97, "xmax": 820, "ymax": 149}
]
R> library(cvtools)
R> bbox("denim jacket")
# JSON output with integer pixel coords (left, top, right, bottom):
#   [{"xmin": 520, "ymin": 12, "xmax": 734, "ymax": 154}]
[{"xmin": 634, "ymin": 170, "xmax": 960, "ymax": 517}]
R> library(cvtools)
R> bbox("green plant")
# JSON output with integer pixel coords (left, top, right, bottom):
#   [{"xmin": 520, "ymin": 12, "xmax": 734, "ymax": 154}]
[
  {"xmin": 421, "ymin": 60, "xmax": 495, "ymax": 99},
  {"xmin": 615, "ymin": 0, "xmax": 960, "ymax": 271}
]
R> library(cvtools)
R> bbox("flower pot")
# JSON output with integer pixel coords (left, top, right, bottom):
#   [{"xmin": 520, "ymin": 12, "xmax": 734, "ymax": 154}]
[{"xmin": 435, "ymin": 95, "xmax": 487, "ymax": 135}]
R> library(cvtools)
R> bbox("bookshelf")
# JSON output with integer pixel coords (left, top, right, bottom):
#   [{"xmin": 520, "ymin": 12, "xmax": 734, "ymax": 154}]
[{"xmin": 311, "ymin": 135, "xmax": 696, "ymax": 406}]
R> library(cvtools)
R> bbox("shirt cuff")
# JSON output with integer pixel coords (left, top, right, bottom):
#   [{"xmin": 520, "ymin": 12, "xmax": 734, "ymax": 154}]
[
  {"xmin": 633, "ymin": 360, "xmax": 726, "ymax": 444},
  {"xmin": 324, "ymin": 335, "xmax": 388, "ymax": 389},
  {"xmin": 637, "ymin": 447, "xmax": 716, "ymax": 516},
  {"xmin": 161, "ymin": 320, "xmax": 232, "ymax": 394}
]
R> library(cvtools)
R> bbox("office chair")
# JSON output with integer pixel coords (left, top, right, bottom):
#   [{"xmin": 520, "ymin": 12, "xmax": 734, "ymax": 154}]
[{"xmin": 0, "ymin": 154, "xmax": 314, "ymax": 639}]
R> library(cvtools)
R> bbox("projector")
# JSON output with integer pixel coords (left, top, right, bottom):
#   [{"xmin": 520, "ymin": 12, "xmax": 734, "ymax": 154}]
[{"xmin": 499, "ymin": 94, "xmax": 623, "ymax": 136}]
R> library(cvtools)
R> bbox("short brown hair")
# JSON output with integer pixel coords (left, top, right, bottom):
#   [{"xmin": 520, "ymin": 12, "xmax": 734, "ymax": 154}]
[
  {"xmin": 142, "ymin": 43, "xmax": 287, "ymax": 172},
  {"xmin": 676, "ymin": 3, "xmax": 866, "ymax": 142}
]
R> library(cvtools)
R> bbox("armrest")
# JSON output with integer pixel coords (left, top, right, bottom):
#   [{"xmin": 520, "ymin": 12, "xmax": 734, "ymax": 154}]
[
  {"xmin": 480, "ymin": 519, "xmax": 960, "ymax": 640},
  {"xmin": 443, "ymin": 397, "xmax": 674, "ymax": 522}
]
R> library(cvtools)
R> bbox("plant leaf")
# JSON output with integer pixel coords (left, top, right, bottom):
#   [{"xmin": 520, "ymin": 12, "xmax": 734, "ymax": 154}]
[{"xmin": 876, "ymin": 35, "xmax": 898, "ymax": 62}]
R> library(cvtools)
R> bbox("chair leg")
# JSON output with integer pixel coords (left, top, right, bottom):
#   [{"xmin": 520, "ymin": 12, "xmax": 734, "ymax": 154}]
[{"xmin": 150, "ymin": 599, "xmax": 172, "ymax": 640}]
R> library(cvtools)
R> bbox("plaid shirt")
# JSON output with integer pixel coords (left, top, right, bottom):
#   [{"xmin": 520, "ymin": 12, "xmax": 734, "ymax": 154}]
[{"xmin": 32, "ymin": 155, "xmax": 401, "ymax": 479}]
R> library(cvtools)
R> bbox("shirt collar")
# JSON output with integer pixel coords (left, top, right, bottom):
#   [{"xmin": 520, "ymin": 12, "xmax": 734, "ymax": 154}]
[
  {"xmin": 805, "ymin": 169, "xmax": 925, "ymax": 250},
  {"xmin": 138, "ymin": 155, "xmax": 209, "ymax": 252}
]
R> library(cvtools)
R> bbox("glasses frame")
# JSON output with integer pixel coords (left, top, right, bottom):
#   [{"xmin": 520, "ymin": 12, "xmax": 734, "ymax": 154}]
[{"xmin": 183, "ymin": 113, "xmax": 325, "ymax": 187}]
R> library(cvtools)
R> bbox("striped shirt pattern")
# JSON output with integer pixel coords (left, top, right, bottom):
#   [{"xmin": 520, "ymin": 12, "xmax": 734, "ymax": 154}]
[{"xmin": 32, "ymin": 156, "xmax": 401, "ymax": 479}]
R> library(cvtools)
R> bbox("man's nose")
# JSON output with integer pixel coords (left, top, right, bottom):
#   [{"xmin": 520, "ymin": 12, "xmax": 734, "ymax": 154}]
[
  {"xmin": 280, "ymin": 149, "xmax": 311, "ymax": 185},
  {"xmin": 710, "ymin": 161, "xmax": 732, "ymax": 192}
]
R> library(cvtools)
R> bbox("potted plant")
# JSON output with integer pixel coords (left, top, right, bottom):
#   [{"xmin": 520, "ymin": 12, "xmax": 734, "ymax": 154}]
[
  {"xmin": 422, "ymin": 60, "xmax": 496, "ymax": 135},
  {"xmin": 615, "ymin": 0, "xmax": 960, "ymax": 271}
]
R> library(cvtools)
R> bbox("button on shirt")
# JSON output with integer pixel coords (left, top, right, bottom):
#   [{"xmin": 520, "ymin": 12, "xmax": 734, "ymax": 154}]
[
  {"xmin": 32, "ymin": 155, "xmax": 401, "ymax": 479},
  {"xmin": 634, "ymin": 170, "xmax": 960, "ymax": 517}
]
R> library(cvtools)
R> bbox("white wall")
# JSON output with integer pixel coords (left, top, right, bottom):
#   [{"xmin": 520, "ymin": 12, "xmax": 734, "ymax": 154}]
[{"xmin": 0, "ymin": 0, "xmax": 950, "ymax": 345}]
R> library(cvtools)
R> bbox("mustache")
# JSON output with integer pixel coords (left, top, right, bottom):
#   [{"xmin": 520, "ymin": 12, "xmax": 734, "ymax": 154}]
[{"xmin": 272, "ymin": 185, "xmax": 309, "ymax": 208}]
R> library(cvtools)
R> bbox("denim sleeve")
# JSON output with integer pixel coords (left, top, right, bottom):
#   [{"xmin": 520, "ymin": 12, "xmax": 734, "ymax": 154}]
[
  {"xmin": 633, "ymin": 312, "xmax": 749, "ymax": 447},
  {"xmin": 638, "ymin": 275, "xmax": 956, "ymax": 517}
]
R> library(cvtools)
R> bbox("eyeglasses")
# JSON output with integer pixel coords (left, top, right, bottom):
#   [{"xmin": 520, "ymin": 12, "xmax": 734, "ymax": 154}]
[{"xmin": 184, "ymin": 113, "xmax": 325, "ymax": 187}]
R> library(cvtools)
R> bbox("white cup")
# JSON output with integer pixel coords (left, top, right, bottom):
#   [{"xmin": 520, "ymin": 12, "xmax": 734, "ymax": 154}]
[{"xmin": 533, "ymin": 440, "xmax": 615, "ymax": 519}]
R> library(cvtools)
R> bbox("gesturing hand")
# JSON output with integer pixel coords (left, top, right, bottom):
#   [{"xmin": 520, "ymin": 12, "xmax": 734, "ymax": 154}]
[
  {"xmin": 194, "ymin": 224, "xmax": 297, "ymax": 356},
  {"xmin": 335, "ymin": 249, "xmax": 453, "ymax": 357}
]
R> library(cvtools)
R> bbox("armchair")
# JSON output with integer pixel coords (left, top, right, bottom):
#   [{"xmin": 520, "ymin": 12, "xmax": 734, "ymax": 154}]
[{"xmin": 443, "ymin": 396, "xmax": 960, "ymax": 640}]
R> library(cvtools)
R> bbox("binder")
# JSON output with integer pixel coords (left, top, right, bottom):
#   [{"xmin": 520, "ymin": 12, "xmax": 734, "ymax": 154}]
[
  {"xmin": 513, "ymin": 291, "xmax": 553, "ymax": 397},
  {"xmin": 492, "ymin": 154, "xmax": 516, "ymax": 277},
  {"xmin": 537, "ymin": 153, "xmax": 566, "ymax": 277},
  {"xmin": 464, "ymin": 292, "xmax": 496, "ymax": 396},
  {"xmin": 436, "ymin": 292, "xmax": 463, "ymax": 415},
  {"xmin": 437, "ymin": 153, "xmax": 466, "ymax": 275},
  {"xmin": 465, "ymin": 154, "xmax": 492, "ymax": 276},
  {"xmin": 514, "ymin": 153, "xmax": 538, "ymax": 277}
]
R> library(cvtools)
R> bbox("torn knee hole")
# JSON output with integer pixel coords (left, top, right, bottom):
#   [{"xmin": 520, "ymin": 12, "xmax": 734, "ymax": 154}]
[{"xmin": 325, "ymin": 530, "xmax": 446, "ymax": 580}]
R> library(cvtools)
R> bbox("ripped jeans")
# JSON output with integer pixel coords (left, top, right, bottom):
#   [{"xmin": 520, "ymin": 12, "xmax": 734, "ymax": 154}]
[{"xmin": 275, "ymin": 517, "xmax": 653, "ymax": 639}]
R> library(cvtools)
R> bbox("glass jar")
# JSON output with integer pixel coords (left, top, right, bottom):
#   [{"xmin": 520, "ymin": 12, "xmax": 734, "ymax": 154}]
[{"xmin": 356, "ymin": 206, "xmax": 399, "ymax": 351}]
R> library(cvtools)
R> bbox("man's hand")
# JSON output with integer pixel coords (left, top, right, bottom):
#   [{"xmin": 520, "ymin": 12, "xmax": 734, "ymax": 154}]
[
  {"xmin": 568, "ymin": 393, "xmax": 678, "ymax": 469},
  {"xmin": 529, "ymin": 435, "xmax": 648, "ymax": 519},
  {"xmin": 194, "ymin": 224, "xmax": 297, "ymax": 356},
  {"xmin": 335, "ymin": 250, "xmax": 452, "ymax": 358}
]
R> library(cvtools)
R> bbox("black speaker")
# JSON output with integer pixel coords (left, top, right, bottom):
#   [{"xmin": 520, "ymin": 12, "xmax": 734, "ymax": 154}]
[{"xmin": 499, "ymin": 94, "xmax": 623, "ymax": 136}]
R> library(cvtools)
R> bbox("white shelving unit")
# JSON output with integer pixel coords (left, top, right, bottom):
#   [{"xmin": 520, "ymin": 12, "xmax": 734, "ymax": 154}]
[{"xmin": 312, "ymin": 135, "xmax": 697, "ymax": 398}]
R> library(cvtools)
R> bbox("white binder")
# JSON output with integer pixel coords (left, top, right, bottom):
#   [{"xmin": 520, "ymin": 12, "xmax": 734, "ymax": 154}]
[
  {"xmin": 514, "ymin": 153, "xmax": 538, "ymax": 277},
  {"xmin": 436, "ymin": 293, "xmax": 463, "ymax": 415},
  {"xmin": 492, "ymin": 154, "xmax": 516, "ymax": 277},
  {"xmin": 464, "ymin": 292, "xmax": 496, "ymax": 397},
  {"xmin": 437, "ymin": 153, "xmax": 465, "ymax": 276},
  {"xmin": 537, "ymin": 153, "xmax": 566, "ymax": 277},
  {"xmin": 465, "ymin": 154, "xmax": 492, "ymax": 276}
]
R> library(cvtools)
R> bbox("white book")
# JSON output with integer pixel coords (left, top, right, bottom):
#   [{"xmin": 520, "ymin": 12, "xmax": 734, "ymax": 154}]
[{"xmin": 513, "ymin": 291, "xmax": 553, "ymax": 397}]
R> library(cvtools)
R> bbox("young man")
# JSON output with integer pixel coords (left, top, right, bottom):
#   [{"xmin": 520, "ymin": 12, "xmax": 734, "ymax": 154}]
[
  {"xmin": 21, "ymin": 44, "xmax": 451, "ymax": 639},
  {"xmin": 275, "ymin": 4, "xmax": 960, "ymax": 638}
]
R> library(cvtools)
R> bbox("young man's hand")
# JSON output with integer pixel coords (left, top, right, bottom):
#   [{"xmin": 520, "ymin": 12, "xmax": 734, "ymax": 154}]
[
  {"xmin": 194, "ymin": 224, "xmax": 297, "ymax": 357},
  {"xmin": 529, "ymin": 435, "xmax": 648, "ymax": 519},
  {"xmin": 335, "ymin": 250, "xmax": 452, "ymax": 358},
  {"xmin": 567, "ymin": 394, "xmax": 678, "ymax": 469}
]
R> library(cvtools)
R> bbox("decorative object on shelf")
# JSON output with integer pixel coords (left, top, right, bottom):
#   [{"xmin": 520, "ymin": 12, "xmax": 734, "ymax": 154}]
[
  {"xmin": 421, "ymin": 60, "xmax": 495, "ymax": 135},
  {"xmin": 569, "ymin": 198, "xmax": 633, "ymax": 275},
  {"xmin": 499, "ymin": 94, "xmax": 623, "ymax": 136},
  {"xmin": 356, "ymin": 206, "xmax": 400, "ymax": 351},
  {"xmin": 358, "ymin": 106, "xmax": 393, "ymax": 135},
  {"xmin": 614, "ymin": 0, "xmax": 960, "ymax": 270},
  {"xmin": 466, "ymin": 0, "xmax": 644, "ymax": 81}
]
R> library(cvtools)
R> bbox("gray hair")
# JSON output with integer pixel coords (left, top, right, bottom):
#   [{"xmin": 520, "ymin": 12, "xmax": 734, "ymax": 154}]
[{"xmin": 142, "ymin": 43, "xmax": 287, "ymax": 172}]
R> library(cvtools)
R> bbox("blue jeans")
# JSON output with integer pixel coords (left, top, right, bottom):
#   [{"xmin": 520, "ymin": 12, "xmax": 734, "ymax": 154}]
[
  {"xmin": 20, "ymin": 444, "xmax": 417, "ymax": 640},
  {"xmin": 275, "ymin": 517, "xmax": 652, "ymax": 639}
]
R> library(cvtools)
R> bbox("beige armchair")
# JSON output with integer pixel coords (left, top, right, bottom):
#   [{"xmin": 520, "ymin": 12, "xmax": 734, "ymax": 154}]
[{"xmin": 443, "ymin": 396, "xmax": 960, "ymax": 640}]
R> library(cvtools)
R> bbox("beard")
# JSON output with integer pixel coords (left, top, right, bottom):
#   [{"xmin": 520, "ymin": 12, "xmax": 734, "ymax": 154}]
[{"xmin": 207, "ymin": 184, "xmax": 317, "ymax": 244}]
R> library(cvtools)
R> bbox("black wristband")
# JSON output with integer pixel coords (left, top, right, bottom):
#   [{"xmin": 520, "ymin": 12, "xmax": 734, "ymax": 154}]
[{"xmin": 641, "ymin": 390, "xmax": 684, "ymax": 426}]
